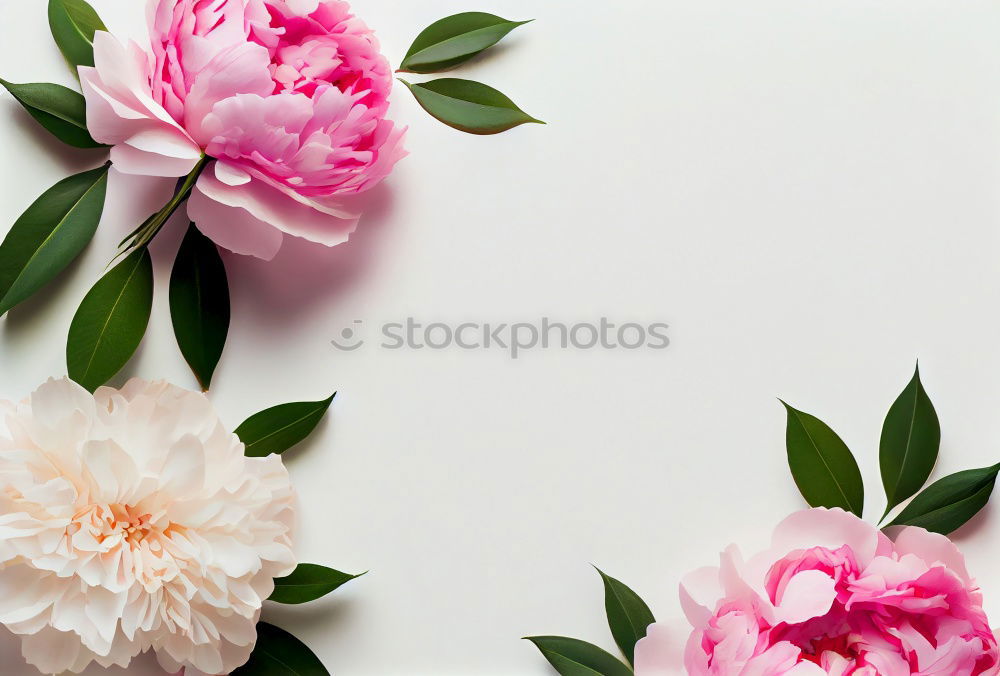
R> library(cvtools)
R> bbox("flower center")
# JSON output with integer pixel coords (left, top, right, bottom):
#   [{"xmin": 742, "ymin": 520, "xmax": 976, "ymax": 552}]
[
  {"xmin": 799, "ymin": 631, "xmax": 858, "ymax": 664},
  {"xmin": 71, "ymin": 502, "xmax": 177, "ymax": 552}
]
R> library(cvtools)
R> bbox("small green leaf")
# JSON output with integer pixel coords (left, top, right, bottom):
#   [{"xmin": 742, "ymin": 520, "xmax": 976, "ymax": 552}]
[
  {"xmin": 880, "ymin": 364, "xmax": 940, "ymax": 520},
  {"xmin": 525, "ymin": 636, "xmax": 633, "ymax": 676},
  {"xmin": 236, "ymin": 394, "xmax": 335, "ymax": 457},
  {"xmin": 170, "ymin": 224, "xmax": 230, "ymax": 391},
  {"xmin": 231, "ymin": 623, "xmax": 329, "ymax": 676},
  {"xmin": 67, "ymin": 248, "xmax": 153, "ymax": 392},
  {"xmin": 401, "ymin": 78, "xmax": 544, "ymax": 135},
  {"xmin": 596, "ymin": 568, "xmax": 655, "ymax": 666},
  {"xmin": 400, "ymin": 12, "xmax": 532, "ymax": 74},
  {"xmin": 0, "ymin": 80, "xmax": 103, "ymax": 148},
  {"xmin": 48, "ymin": 0, "xmax": 107, "ymax": 73},
  {"xmin": 270, "ymin": 564, "xmax": 364, "ymax": 604},
  {"xmin": 782, "ymin": 401, "xmax": 865, "ymax": 516},
  {"xmin": 0, "ymin": 164, "xmax": 109, "ymax": 316},
  {"xmin": 887, "ymin": 464, "xmax": 1000, "ymax": 535}
]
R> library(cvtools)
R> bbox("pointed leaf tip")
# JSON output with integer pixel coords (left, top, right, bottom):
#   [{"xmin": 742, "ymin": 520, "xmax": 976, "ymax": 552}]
[
  {"xmin": 236, "ymin": 393, "xmax": 335, "ymax": 457},
  {"xmin": 170, "ymin": 224, "xmax": 230, "ymax": 391},
  {"xmin": 400, "ymin": 12, "xmax": 533, "ymax": 74},
  {"xmin": 526, "ymin": 636, "xmax": 633, "ymax": 676},
  {"xmin": 887, "ymin": 464, "xmax": 1000, "ymax": 535},
  {"xmin": 596, "ymin": 567, "xmax": 655, "ymax": 666},
  {"xmin": 269, "ymin": 563, "xmax": 363, "ymax": 604},
  {"xmin": 879, "ymin": 364, "xmax": 940, "ymax": 520},
  {"xmin": 782, "ymin": 402, "xmax": 865, "ymax": 516},
  {"xmin": 67, "ymin": 247, "xmax": 153, "ymax": 392},
  {"xmin": 404, "ymin": 78, "xmax": 543, "ymax": 135},
  {"xmin": 0, "ymin": 79, "xmax": 103, "ymax": 147},
  {"xmin": 0, "ymin": 164, "xmax": 109, "ymax": 317}
]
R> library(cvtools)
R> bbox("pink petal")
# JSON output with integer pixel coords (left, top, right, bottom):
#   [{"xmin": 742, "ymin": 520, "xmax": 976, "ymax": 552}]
[
  {"xmin": 679, "ymin": 566, "xmax": 722, "ymax": 626},
  {"xmin": 772, "ymin": 569, "xmax": 837, "ymax": 624},
  {"xmin": 741, "ymin": 642, "xmax": 807, "ymax": 676},
  {"xmin": 182, "ymin": 43, "xmax": 274, "ymax": 146},
  {"xmin": 80, "ymin": 32, "xmax": 201, "ymax": 178},
  {"xmin": 771, "ymin": 508, "xmax": 889, "ymax": 566},
  {"xmin": 893, "ymin": 526, "xmax": 972, "ymax": 583},
  {"xmin": 111, "ymin": 144, "xmax": 201, "ymax": 178},
  {"xmin": 188, "ymin": 169, "xmax": 284, "ymax": 260},
  {"xmin": 194, "ymin": 163, "xmax": 358, "ymax": 249},
  {"xmin": 634, "ymin": 621, "xmax": 686, "ymax": 676},
  {"xmin": 215, "ymin": 161, "xmax": 251, "ymax": 186}
]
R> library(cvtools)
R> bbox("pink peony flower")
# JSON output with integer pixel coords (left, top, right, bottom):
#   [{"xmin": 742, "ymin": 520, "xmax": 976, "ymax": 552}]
[
  {"xmin": 80, "ymin": 0, "xmax": 407, "ymax": 260},
  {"xmin": 635, "ymin": 508, "xmax": 1000, "ymax": 676},
  {"xmin": 0, "ymin": 378, "xmax": 296, "ymax": 674}
]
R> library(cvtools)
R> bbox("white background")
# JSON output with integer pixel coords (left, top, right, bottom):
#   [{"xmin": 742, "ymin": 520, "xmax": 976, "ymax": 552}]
[{"xmin": 3, "ymin": 1, "xmax": 1000, "ymax": 674}]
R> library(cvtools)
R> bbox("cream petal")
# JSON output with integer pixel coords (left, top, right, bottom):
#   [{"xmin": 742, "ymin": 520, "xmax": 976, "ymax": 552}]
[
  {"xmin": 0, "ymin": 566, "xmax": 60, "ymax": 624},
  {"xmin": 21, "ymin": 626, "xmax": 86, "ymax": 675}
]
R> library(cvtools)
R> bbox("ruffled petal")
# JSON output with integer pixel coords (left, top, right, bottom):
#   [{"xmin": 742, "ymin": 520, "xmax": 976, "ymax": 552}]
[
  {"xmin": 191, "ymin": 161, "xmax": 359, "ymax": 254},
  {"xmin": 634, "ymin": 621, "xmax": 686, "ymax": 676}
]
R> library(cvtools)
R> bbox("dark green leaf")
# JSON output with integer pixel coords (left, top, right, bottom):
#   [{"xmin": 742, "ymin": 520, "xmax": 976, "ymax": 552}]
[
  {"xmin": 67, "ymin": 248, "xmax": 152, "ymax": 392},
  {"xmin": 270, "ymin": 564, "xmax": 364, "ymax": 604},
  {"xmin": 880, "ymin": 364, "xmax": 940, "ymax": 520},
  {"xmin": 596, "ymin": 568, "xmax": 654, "ymax": 666},
  {"xmin": 0, "ymin": 164, "xmax": 109, "ymax": 316},
  {"xmin": 525, "ymin": 636, "xmax": 633, "ymax": 676},
  {"xmin": 48, "ymin": 0, "xmax": 107, "ymax": 72},
  {"xmin": 231, "ymin": 623, "xmax": 329, "ymax": 676},
  {"xmin": 170, "ymin": 224, "xmax": 230, "ymax": 391},
  {"xmin": 887, "ymin": 464, "xmax": 1000, "ymax": 535},
  {"xmin": 0, "ymin": 79, "xmax": 103, "ymax": 148},
  {"xmin": 400, "ymin": 12, "xmax": 532, "ymax": 74},
  {"xmin": 236, "ymin": 394, "xmax": 335, "ymax": 457},
  {"xmin": 401, "ymin": 78, "xmax": 544, "ymax": 135},
  {"xmin": 782, "ymin": 401, "xmax": 865, "ymax": 516}
]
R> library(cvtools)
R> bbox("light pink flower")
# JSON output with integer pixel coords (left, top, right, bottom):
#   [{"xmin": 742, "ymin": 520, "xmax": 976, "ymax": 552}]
[
  {"xmin": 80, "ymin": 0, "xmax": 406, "ymax": 260},
  {"xmin": 0, "ymin": 378, "xmax": 296, "ymax": 674},
  {"xmin": 635, "ymin": 508, "xmax": 1000, "ymax": 676}
]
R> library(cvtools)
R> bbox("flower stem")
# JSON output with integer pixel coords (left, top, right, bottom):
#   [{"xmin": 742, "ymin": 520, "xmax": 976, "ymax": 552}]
[{"xmin": 119, "ymin": 155, "xmax": 210, "ymax": 255}]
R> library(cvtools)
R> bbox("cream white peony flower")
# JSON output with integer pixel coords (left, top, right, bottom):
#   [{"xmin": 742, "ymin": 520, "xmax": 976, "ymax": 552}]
[{"xmin": 0, "ymin": 378, "xmax": 296, "ymax": 675}]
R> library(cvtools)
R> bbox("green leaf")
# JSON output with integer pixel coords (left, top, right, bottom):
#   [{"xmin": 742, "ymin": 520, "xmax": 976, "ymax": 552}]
[
  {"xmin": 236, "ymin": 394, "xmax": 335, "ymax": 457},
  {"xmin": 270, "ymin": 564, "xmax": 364, "ymax": 604},
  {"xmin": 401, "ymin": 78, "xmax": 544, "ymax": 135},
  {"xmin": 0, "ymin": 80, "xmax": 103, "ymax": 148},
  {"xmin": 596, "ymin": 569, "xmax": 655, "ymax": 666},
  {"xmin": 170, "ymin": 224, "xmax": 230, "ymax": 391},
  {"xmin": 400, "ymin": 12, "xmax": 532, "ymax": 74},
  {"xmin": 782, "ymin": 401, "xmax": 865, "ymax": 516},
  {"xmin": 887, "ymin": 464, "xmax": 1000, "ymax": 535},
  {"xmin": 525, "ymin": 636, "xmax": 633, "ymax": 676},
  {"xmin": 48, "ymin": 0, "xmax": 107, "ymax": 73},
  {"xmin": 0, "ymin": 164, "xmax": 109, "ymax": 316},
  {"xmin": 67, "ymin": 248, "xmax": 153, "ymax": 392},
  {"xmin": 231, "ymin": 623, "xmax": 329, "ymax": 676},
  {"xmin": 880, "ymin": 364, "xmax": 941, "ymax": 520}
]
